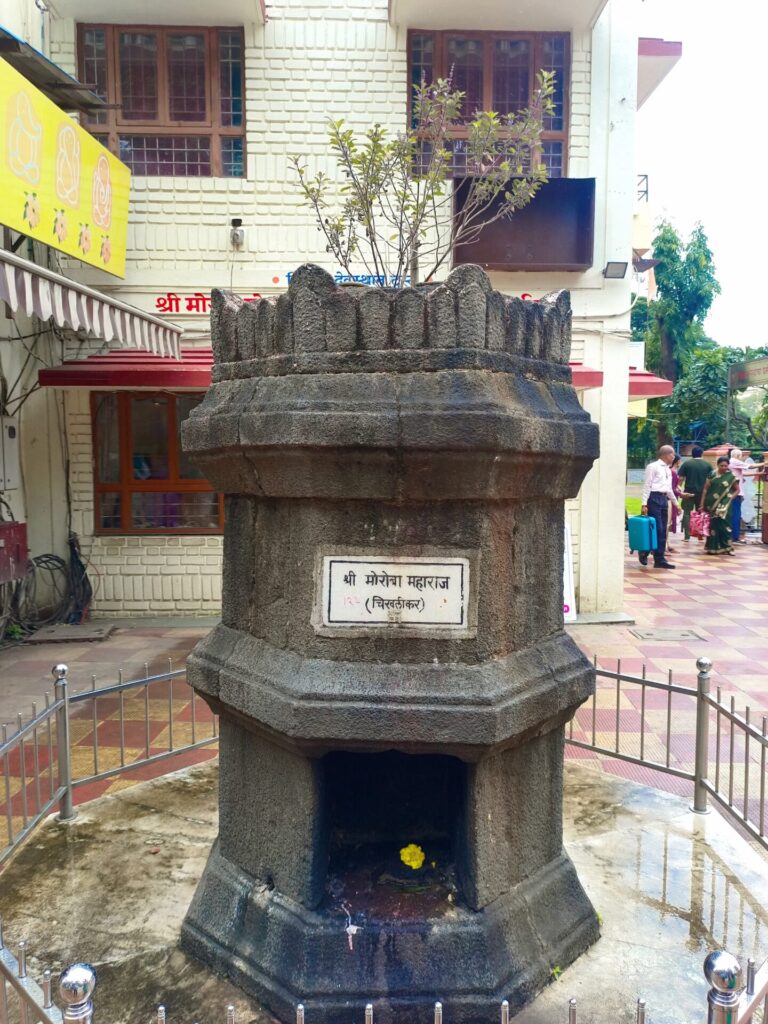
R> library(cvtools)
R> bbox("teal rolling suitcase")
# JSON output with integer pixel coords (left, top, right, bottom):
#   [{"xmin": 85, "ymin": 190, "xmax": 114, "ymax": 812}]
[{"xmin": 627, "ymin": 515, "xmax": 657, "ymax": 553}]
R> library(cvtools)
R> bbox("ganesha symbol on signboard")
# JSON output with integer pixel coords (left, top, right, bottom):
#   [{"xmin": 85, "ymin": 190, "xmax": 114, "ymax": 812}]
[
  {"xmin": 55, "ymin": 122, "xmax": 81, "ymax": 207},
  {"xmin": 91, "ymin": 154, "xmax": 112, "ymax": 229},
  {"xmin": 6, "ymin": 90, "xmax": 42, "ymax": 185}
]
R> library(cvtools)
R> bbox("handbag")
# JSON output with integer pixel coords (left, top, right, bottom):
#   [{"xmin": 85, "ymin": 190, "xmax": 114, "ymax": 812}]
[{"xmin": 689, "ymin": 509, "xmax": 710, "ymax": 538}]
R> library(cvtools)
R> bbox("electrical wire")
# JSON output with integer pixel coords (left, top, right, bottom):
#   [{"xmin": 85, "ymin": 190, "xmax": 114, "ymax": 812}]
[{"xmin": 0, "ymin": 535, "xmax": 96, "ymax": 645}]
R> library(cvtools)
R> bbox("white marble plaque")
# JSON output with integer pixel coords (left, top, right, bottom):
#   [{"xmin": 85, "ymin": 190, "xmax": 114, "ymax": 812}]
[{"xmin": 320, "ymin": 555, "xmax": 470, "ymax": 632}]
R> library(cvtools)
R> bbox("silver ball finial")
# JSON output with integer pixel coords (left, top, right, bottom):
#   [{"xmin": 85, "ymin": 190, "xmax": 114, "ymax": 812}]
[
  {"xmin": 704, "ymin": 951, "xmax": 743, "ymax": 993},
  {"xmin": 52, "ymin": 664, "xmax": 69, "ymax": 681},
  {"xmin": 696, "ymin": 656, "xmax": 713, "ymax": 674},
  {"xmin": 59, "ymin": 963, "xmax": 96, "ymax": 1009}
]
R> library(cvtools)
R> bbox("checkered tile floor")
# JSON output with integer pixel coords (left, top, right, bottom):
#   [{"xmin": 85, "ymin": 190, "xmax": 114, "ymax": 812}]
[
  {"xmin": 2, "ymin": 652, "xmax": 216, "ymax": 852},
  {"xmin": 566, "ymin": 534, "xmax": 768, "ymax": 797}
]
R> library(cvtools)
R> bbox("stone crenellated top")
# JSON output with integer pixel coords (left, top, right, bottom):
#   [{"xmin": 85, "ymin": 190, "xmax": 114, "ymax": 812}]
[{"xmin": 210, "ymin": 264, "xmax": 574, "ymax": 383}]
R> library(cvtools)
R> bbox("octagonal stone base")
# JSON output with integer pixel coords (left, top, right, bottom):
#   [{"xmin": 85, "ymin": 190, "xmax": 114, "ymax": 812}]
[{"xmin": 181, "ymin": 840, "xmax": 600, "ymax": 1024}]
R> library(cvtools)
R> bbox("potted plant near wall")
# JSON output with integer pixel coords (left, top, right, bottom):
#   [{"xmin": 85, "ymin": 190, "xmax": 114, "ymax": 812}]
[{"xmin": 290, "ymin": 72, "xmax": 556, "ymax": 289}]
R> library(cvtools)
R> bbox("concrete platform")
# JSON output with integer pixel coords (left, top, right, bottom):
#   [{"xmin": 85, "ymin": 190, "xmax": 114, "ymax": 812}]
[{"xmin": 1, "ymin": 760, "xmax": 766, "ymax": 1024}]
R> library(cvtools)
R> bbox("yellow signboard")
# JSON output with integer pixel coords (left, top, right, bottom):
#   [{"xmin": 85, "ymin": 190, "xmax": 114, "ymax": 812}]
[{"xmin": 1, "ymin": 57, "xmax": 130, "ymax": 278}]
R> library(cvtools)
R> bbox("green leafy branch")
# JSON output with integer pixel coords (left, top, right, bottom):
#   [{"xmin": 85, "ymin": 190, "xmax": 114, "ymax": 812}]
[{"xmin": 290, "ymin": 72, "xmax": 555, "ymax": 287}]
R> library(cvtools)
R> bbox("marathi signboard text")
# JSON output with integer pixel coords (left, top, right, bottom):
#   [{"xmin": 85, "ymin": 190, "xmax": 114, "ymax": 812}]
[{"xmin": 320, "ymin": 555, "xmax": 470, "ymax": 632}]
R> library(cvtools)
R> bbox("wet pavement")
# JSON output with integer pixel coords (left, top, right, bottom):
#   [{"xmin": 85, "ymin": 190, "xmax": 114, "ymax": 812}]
[
  {"xmin": 0, "ymin": 619, "xmax": 214, "ymax": 729},
  {"xmin": 1, "ymin": 760, "xmax": 766, "ymax": 1024}
]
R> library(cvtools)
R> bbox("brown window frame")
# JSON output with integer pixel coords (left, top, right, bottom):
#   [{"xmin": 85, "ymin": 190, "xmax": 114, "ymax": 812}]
[
  {"xmin": 91, "ymin": 391, "xmax": 224, "ymax": 536},
  {"xmin": 407, "ymin": 29, "xmax": 570, "ymax": 176},
  {"xmin": 77, "ymin": 24, "xmax": 245, "ymax": 178}
]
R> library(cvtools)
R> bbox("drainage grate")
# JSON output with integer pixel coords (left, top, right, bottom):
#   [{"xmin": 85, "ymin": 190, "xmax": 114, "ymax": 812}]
[{"xmin": 628, "ymin": 628, "xmax": 706, "ymax": 642}]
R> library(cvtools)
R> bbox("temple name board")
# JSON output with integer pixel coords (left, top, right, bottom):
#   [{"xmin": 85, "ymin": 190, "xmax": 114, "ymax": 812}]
[{"xmin": 317, "ymin": 554, "xmax": 472, "ymax": 635}]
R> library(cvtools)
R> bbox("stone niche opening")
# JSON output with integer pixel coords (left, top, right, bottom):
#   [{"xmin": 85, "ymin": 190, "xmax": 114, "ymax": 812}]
[{"xmin": 324, "ymin": 750, "xmax": 466, "ymax": 915}]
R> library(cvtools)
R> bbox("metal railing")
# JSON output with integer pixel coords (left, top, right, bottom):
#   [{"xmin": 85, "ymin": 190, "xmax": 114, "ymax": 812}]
[
  {"xmin": 1, "ymin": 662, "xmax": 218, "ymax": 868},
  {"xmin": 1, "ymin": 916, "xmax": 94, "ymax": 1024},
  {"xmin": 2, "ymin": 653, "xmax": 767, "ymax": 868},
  {"xmin": 68, "ymin": 660, "xmax": 217, "ymax": 791},
  {"xmin": 567, "ymin": 657, "xmax": 768, "ymax": 852},
  {"xmin": 706, "ymin": 950, "xmax": 768, "ymax": 1024},
  {"xmin": 1, "ymin": 669, "xmax": 70, "ymax": 868},
  {"xmin": 2, "ymin": 912, "xmax": 767, "ymax": 1024}
]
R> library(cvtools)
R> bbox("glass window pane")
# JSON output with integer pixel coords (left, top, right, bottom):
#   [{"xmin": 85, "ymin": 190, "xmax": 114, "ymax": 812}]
[
  {"xmin": 219, "ymin": 30, "xmax": 243, "ymax": 127},
  {"xmin": 410, "ymin": 33, "xmax": 433, "ymax": 126},
  {"xmin": 119, "ymin": 32, "xmax": 158, "ymax": 120},
  {"xmin": 447, "ymin": 37, "xmax": 484, "ymax": 120},
  {"xmin": 221, "ymin": 137, "xmax": 244, "ymax": 177},
  {"xmin": 541, "ymin": 35, "xmax": 566, "ymax": 132},
  {"xmin": 131, "ymin": 395, "xmax": 169, "ymax": 480},
  {"xmin": 98, "ymin": 493, "xmax": 122, "ymax": 530},
  {"xmin": 131, "ymin": 492, "xmax": 220, "ymax": 530},
  {"xmin": 82, "ymin": 29, "xmax": 108, "ymax": 126},
  {"xmin": 542, "ymin": 141, "xmax": 563, "ymax": 178},
  {"xmin": 168, "ymin": 33, "xmax": 207, "ymax": 122},
  {"xmin": 493, "ymin": 38, "xmax": 529, "ymax": 115},
  {"xmin": 94, "ymin": 394, "xmax": 120, "ymax": 482},
  {"xmin": 410, "ymin": 33, "xmax": 433, "ymax": 89},
  {"xmin": 119, "ymin": 135, "xmax": 212, "ymax": 176},
  {"xmin": 177, "ymin": 395, "xmax": 206, "ymax": 479}
]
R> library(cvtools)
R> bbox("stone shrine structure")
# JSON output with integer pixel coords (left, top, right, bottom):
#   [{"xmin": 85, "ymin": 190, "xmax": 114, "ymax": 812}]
[{"xmin": 181, "ymin": 264, "xmax": 601, "ymax": 1023}]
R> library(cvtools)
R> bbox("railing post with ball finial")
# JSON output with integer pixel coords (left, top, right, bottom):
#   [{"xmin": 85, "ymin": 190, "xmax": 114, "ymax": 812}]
[
  {"xmin": 59, "ymin": 964, "xmax": 96, "ymax": 1024},
  {"xmin": 52, "ymin": 664, "xmax": 76, "ymax": 822},
  {"xmin": 693, "ymin": 656, "xmax": 713, "ymax": 814},
  {"xmin": 704, "ymin": 950, "xmax": 743, "ymax": 1024}
]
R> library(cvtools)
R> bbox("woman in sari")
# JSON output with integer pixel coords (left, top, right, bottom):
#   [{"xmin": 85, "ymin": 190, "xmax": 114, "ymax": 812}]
[{"xmin": 700, "ymin": 457, "xmax": 739, "ymax": 555}]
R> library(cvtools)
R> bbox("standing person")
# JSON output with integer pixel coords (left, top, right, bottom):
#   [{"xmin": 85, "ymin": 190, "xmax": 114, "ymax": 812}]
[
  {"xmin": 667, "ymin": 454, "xmax": 682, "ymax": 555},
  {"xmin": 728, "ymin": 448, "xmax": 747, "ymax": 544},
  {"xmin": 678, "ymin": 445, "xmax": 714, "ymax": 541},
  {"xmin": 640, "ymin": 444, "xmax": 680, "ymax": 569},
  {"xmin": 701, "ymin": 457, "xmax": 739, "ymax": 555},
  {"xmin": 741, "ymin": 454, "xmax": 759, "ymax": 531}
]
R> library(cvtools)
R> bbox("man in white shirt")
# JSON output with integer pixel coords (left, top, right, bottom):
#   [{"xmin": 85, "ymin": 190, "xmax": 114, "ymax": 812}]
[
  {"xmin": 728, "ymin": 448, "xmax": 746, "ymax": 543},
  {"xmin": 640, "ymin": 444, "xmax": 680, "ymax": 569}
]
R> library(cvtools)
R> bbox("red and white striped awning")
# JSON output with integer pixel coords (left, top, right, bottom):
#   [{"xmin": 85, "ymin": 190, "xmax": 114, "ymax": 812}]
[{"xmin": 0, "ymin": 248, "xmax": 181, "ymax": 359}]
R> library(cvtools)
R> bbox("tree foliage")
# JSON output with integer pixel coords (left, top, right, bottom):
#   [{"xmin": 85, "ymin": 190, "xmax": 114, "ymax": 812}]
[
  {"xmin": 291, "ymin": 73, "xmax": 555, "ymax": 287},
  {"xmin": 629, "ymin": 339, "xmax": 768, "ymax": 461},
  {"xmin": 628, "ymin": 222, "xmax": 724, "ymax": 462},
  {"xmin": 651, "ymin": 221, "xmax": 720, "ymax": 384},
  {"xmin": 663, "ymin": 347, "xmax": 762, "ymax": 445}
]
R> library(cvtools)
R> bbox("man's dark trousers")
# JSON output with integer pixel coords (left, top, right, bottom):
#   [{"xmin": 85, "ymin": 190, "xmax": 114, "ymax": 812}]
[
  {"xmin": 646, "ymin": 492, "xmax": 668, "ymax": 564},
  {"xmin": 732, "ymin": 495, "xmax": 744, "ymax": 542}
]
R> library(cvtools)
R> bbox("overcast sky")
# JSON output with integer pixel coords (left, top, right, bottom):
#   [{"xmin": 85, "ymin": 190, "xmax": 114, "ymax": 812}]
[{"xmin": 636, "ymin": 0, "xmax": 767, "ymax": 350}]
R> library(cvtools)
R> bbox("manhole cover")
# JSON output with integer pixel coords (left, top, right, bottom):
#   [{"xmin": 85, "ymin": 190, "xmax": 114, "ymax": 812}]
[
  {"xmin": 629, "ymin": 628, "xmax": 705, "ymax": 642},
  {"xmin": 26, "ymin": 624, "xmax": 116, "ymax": 644}
]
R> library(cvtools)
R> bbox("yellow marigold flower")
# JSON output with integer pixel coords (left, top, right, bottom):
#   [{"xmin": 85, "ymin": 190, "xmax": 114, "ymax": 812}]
[{"xmin": 400, "ymin": 843, "xmax": 425, "ymax": 870}]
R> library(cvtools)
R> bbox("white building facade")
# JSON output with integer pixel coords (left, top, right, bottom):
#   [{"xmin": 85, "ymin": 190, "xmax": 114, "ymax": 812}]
[{"xmin": 1, "ymin": 0, "xmax": 678, "ymax": 617}]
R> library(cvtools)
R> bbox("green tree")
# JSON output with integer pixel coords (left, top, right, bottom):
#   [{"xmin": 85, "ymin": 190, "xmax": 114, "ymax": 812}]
[
  {"xmin": 633, "ymin": 345, "xmax": 768, "ymax": 458},
  {"xmin": 652, "ymin": 221, "xmax": 720, "ymax": 385},
  {"xmin": 628, "ymin": 223, "xmax": 721, "ymax": 458},
  {"xmin": 662, "ymin": 348, "xmax": 742, "ymax": 444}
]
